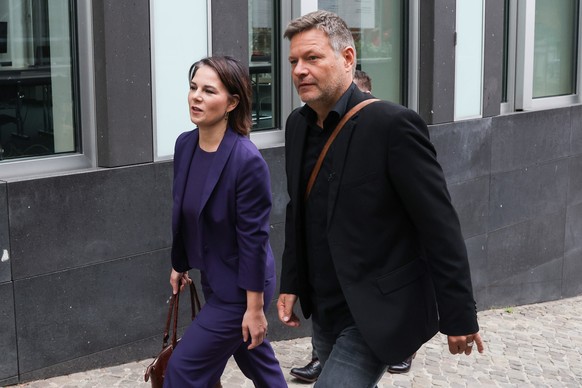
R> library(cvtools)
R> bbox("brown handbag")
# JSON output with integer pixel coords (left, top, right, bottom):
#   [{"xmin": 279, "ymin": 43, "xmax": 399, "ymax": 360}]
[{"xmin": 144, "ymin": 282, "xmax": 202, "ymax": 388}]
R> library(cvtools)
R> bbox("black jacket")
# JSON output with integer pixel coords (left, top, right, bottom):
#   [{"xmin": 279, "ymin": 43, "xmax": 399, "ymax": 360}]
[{"xmin": 280, "ymin": 87, "xmax": 479, "ymax": 364}]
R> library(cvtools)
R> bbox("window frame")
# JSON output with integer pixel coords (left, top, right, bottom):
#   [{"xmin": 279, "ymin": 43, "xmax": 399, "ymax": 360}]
[
  {"xmin": 503, "ymin": 0, "xmax": 582, "ymax": 113},
  {"xmin": 0, "ymin": 0, "xmax": 95, "ymax": 180}
]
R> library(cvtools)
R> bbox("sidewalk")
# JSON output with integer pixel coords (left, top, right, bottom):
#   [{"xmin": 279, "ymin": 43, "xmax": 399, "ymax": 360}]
[{"xmin": 13, "ymin": 295, "xmax": 582, "ymax": 387}]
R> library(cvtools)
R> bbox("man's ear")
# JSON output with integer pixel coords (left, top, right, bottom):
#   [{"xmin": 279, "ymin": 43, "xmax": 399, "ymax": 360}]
[
  {"xmin": 343, "ymin": 46, "xmax": 356, "ymax": 72},
  {"xmin": 228, "ymin": 94, "xmax": 240, "ymax": 112}
]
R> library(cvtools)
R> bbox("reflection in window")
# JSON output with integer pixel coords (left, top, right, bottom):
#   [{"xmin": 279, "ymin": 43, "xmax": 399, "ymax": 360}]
[
  {"xmin": 249, "ymin": 0, "xmax": 279, "ymax": 130},
  {"xmin": 533, "ymin": 0, "xmax": 579, "ymax": 98},
  {"xmin": 320, "ymin": 0, "xmax": 407, "ymax": 105},
  {"xmin": 0, "ymin": 0, "xmax": 77, "ymax": 161}
]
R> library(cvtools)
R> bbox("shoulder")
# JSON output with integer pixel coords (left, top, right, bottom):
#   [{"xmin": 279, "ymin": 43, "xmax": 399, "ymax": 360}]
[
  {"xmin": 232, "ymin": 134, "xmax": 267, "ymax": 167},
  {"xmin": 175, "ymin": 128, "xmax": 197, "ymax": 150}
]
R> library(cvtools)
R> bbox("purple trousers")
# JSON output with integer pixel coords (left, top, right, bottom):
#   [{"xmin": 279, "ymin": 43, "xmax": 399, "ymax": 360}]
[{"xmin": 163, "ymin": 278, "xmax": 286, "ymax": 388}]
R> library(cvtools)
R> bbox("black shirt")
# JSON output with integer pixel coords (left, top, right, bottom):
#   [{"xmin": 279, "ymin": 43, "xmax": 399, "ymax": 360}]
[{"xmin": 300, "ymin": 83, "xmax": 357, "ymax": 333}]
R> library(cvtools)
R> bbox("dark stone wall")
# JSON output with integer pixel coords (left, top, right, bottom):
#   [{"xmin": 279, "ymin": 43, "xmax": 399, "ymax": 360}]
[{"xmin": 2, "ymin": 0, "xmax": 582, "ymax": 384}]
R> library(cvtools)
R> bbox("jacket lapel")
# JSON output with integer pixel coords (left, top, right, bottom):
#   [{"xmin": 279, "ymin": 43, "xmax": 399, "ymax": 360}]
[
  {"xmin": 288, "ymin": 118, "xmax": 308, "ymax": 205},
  {"xmin": 173, "ymin": 130, "xmax": 199, "ymax": 231},
  {"xmin": 327, "ymin": 92, "xmax": 369, "ymax": 228},
  {"xmin": 198, "ymin": 127, "xmax": 238, "ymax": 220}
]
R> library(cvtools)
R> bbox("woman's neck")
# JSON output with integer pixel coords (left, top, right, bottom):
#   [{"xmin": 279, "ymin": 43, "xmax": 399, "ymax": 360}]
[{"xmin": 198, "ymin": 124, "xmax": 227, "ymax": 152}]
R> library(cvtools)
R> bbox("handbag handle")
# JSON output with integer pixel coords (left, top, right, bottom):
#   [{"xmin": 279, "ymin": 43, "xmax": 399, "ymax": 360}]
[
  {"xmin": 304, "ymin": 98, "xmax": 380, "ymax": 200},
  {"xmin": 162, "ymin": 281, "xmax": 201, "ymax": 349}
]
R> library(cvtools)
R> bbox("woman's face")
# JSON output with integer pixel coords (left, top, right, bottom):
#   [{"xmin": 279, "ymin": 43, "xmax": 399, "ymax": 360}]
[{"xmin": 188, "ymin": 65, "xmax": 237, "ymax": 130}]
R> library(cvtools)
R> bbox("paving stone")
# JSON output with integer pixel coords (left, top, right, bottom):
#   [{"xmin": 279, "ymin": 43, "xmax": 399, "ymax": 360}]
[{"xmin": 12, "ymin": 295, "xmax": 582, "ymax": 388}]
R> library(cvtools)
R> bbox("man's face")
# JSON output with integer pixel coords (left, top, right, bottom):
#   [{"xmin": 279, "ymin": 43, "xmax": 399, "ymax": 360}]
[{"xmin": 288, "ymin": 29, "xmax": 352, "ymax": 108}]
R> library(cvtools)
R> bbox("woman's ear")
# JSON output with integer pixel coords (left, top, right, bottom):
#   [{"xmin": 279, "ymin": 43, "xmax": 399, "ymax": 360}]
[{"xmin": 227, "ymin": 94, "xmax": 240, "ymax": 113}]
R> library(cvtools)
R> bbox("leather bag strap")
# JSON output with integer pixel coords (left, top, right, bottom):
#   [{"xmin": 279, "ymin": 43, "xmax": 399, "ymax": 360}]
[
  {"xmin": 162, "ymin": 281, "xmax": 201, "ymax": 349},
  {"xmin": 304, "ymin": 98, "xmax": 380, "ymax": 201}
]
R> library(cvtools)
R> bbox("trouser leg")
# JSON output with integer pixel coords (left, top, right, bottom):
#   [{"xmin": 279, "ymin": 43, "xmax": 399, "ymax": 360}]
[{"xmin": 312, "ymin": 321, "xmax": 386, "ymax": 388}]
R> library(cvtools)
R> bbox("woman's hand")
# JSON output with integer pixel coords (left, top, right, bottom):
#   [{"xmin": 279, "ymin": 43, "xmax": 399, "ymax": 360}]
[
  {"xmin": 170, "ymin": 269, "xmax": 192, "ymax": 294},
  {"xmin": 243, "ymin": 291, "xmax": 267, "ymax": 350}
]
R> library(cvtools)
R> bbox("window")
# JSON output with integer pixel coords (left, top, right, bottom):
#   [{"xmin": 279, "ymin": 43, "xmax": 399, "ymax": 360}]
[
  {"xmin": 150, "ymin": 0, "xmax": 208, "ymax": 159},
  {"xmin": 504, "ymin": 0, "xmax": 581, "ymax": 112},
  {"xmin": 319, "ymin": 0, "xmax": 408, "ymax": 105},
  {"xmin": 0, "ymin": 0, "xmax": 78, "ymax": 162},
  {"xmin": 249, "ymin": 0, "xmax": 279, "ymax": 131},
  {"xmin": 454, "ymin": 0, "xmax": 484, "ymax": 120},
  {"xmin": 532, "ymin": 0, "xmax": 578, "ymax": 98}
]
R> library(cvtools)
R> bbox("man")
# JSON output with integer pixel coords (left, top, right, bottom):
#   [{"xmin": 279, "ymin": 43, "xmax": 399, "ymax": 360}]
[
  {"xmin": 289, "ymin": 68, "xmax": 414, "ymax": 382},
  {"xmin": 353, "ymin": 69, "xmax": 372, "ymax": 94},
  {"xmin": 277, "ymin": 10, "xmax": 484, "ymax": 387}
]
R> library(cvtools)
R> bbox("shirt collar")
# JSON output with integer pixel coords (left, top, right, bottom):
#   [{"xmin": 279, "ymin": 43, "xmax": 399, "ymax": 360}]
[{"xmin": 300, "ymin": 83, "xmax": 357, "ymax": 130}]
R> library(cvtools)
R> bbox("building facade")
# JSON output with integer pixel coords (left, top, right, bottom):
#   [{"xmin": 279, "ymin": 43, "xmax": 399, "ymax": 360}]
[{"xmin": 1, "ymin": 0, "xmax": 581, "ymax": 384}]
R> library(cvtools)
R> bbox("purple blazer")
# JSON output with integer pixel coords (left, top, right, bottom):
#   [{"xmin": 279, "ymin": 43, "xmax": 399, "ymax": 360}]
[{"xmin": 171, "ymin": 127, "xmax": 275, "ymax": 304}]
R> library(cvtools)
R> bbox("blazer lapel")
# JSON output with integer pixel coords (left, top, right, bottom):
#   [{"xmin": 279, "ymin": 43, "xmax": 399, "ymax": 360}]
[
  {"xmin": 288, "ymin": 120, "xmax": 308, "ymax": 205},
  {"xmin": 327, "ymin": 118, "xmax": 356, "ymax": 228},
  {"xmin": 198, "ymin": 127, "xmax": 237, "ymax": 220},
  {"xmin": 327, "ymin": 92, "xmax": 370, "ymax": 228},
  {"xmin": 173, "ymin": 130, "xmax": 199, "ymax": 231}
]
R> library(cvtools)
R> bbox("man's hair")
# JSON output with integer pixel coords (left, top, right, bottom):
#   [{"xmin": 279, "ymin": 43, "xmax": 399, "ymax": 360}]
[
  {"xmin": 284, "ymin": 10, "xmax": 356, "ymax": 59},
  {"xmin": 354, "ymin": 70, "xmax": 372, "ymax": 93}
]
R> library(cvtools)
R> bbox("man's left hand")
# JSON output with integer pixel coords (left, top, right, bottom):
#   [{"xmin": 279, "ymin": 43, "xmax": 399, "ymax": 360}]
[{"xmin": 447, "ymin": 332, "xmax": 484, "ymax": 355}]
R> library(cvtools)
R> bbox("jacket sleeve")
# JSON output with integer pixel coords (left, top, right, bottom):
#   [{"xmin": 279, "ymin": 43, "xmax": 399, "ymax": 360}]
[
  {"xmin": 385, "ymin": 108, "xmax": 479, "ymax": 335},
  {"xmin": 234, "ymin": 146, "xmax": 272, "ymax": 292}
]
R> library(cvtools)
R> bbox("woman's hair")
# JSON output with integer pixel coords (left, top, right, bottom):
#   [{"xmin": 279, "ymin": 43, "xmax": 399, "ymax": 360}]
[
  {"xmin": 284, "ymin": 10, "xmax": 356, "ymax": 60},
  {"xmin": 188, "ymin": 56, "xmax": 253, "ymax": 136}
]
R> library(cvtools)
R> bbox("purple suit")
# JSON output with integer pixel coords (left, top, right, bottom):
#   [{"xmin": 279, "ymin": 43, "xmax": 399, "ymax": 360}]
[{"xmin": 165, "ymin": 127, "xmax": 286, "ymax": 388}]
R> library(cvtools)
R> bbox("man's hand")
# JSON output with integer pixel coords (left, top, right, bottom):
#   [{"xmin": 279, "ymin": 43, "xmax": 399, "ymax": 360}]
[
  {"xmin": 277, "ymin": 293, "xmax": 301, "ymax": 327},
  {"xmin": 447, "ymin": 332, "xmax": 484, "ymax": 355}
]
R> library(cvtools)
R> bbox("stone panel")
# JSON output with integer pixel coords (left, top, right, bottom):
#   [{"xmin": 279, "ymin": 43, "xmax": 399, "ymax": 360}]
[
  {"xmin": 568, "ymin": 155, "xmax": 582, "ymax": 207},
  {"xmin": 448, "ymin": 176, "xmax": 489, "ymax": 239},
  {"xmin": 491, "ymin": 109, "xmax": 571, "ymax": 174},
  {"xmin": 0, "ymin": 282, "xmax": 17, "ymax": 382},
  {"xmin": 489, "ymin": 159, "xmax": 569, "ymax": 230},
  {"xmin": 261, "ymin": 146, "xmax": 287, "ymax": 225},
  {"xmin": 430, "ymin": 119, "xmax": 491, "ymax": 185},
  {"xmin": 464, "ymin": 234, "xmax": 488, "ymax": 310},
  {"xmin": 0, "ymin": 182, "xmax": 9, "ymax": 283},
  {"xmin": 14, "ymin": 250, "xmax": 169, "ymax": 373},
  {"xmin": 571, "ymin": 105, "xmax": 582, "ymax": 155},
  {"xmin": 487, "ymin": 212, "xmax": 565, "ymax": 288},
  {"xmin": 564, "ymin": 202, "xmax": 582, "ymax": 297},
  {"xmin": 9, "ymin": 164, "xmax": 172, "ymax": 280}
]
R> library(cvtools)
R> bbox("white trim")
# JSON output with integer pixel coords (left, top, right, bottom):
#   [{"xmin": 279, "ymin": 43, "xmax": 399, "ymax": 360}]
[
  {"xmin": 500, "ymin": 0, "xmax": 518, "ymax": 114},
  {"xmin": 515, "ymin": 0, "xmax": 535, "ymax": 110},
  {"xmin": 408, "ymin": 0, "xmax": 419, "ymax": 111},
  {"xmin": 207, "ymin": 0, "xmax": 212, "ymax": 54}
]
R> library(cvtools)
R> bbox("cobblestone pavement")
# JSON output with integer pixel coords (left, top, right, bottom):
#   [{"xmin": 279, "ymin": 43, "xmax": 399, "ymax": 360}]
[{"xmin": 12, "ymin": 295, "xmax": 582, "ymax": 387}]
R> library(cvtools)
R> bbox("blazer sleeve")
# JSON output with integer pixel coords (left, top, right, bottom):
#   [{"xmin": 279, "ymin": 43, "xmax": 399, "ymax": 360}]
[
  {"xmin": 234, "ymin": 144, "xmax": 272, "ymax": 292},
  {"xmin": 384, "ymin": 108, "xmax": 479, "ymax": 335}
]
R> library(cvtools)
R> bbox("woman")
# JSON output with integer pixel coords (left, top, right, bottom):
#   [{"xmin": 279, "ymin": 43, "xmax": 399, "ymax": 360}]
[{"xmin": 164, "ymin": 56, "xmax": 286, "ymax": 388}]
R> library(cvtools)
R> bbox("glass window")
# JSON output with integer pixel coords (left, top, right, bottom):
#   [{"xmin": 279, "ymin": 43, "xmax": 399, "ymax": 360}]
[
  {"xmin": 454, "ymin": 0, "xmax": 484, "ymax": 120},
  {"xmin": 0, "ymin": 0, "xmax": 77, "ymax": 161},
  {"xmin": 533, "ymin": 0, "xmax": 579, "ymax": 98},
  {"xmin": 151, "ymin": 0, "xmax": 207, "ymax": 159},
  {"xmin": 319, "ymin": 0, "xmax": 407, "ymax": 105},
  {"xmin": 249, "ymin": 0, "xmax": 279, "ymax": 130}
]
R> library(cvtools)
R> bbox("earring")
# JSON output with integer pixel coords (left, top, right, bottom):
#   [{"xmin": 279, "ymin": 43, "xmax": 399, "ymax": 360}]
[{"xmin": 224, "ymin": 111, "xmax": 229, "ymax": 121}]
